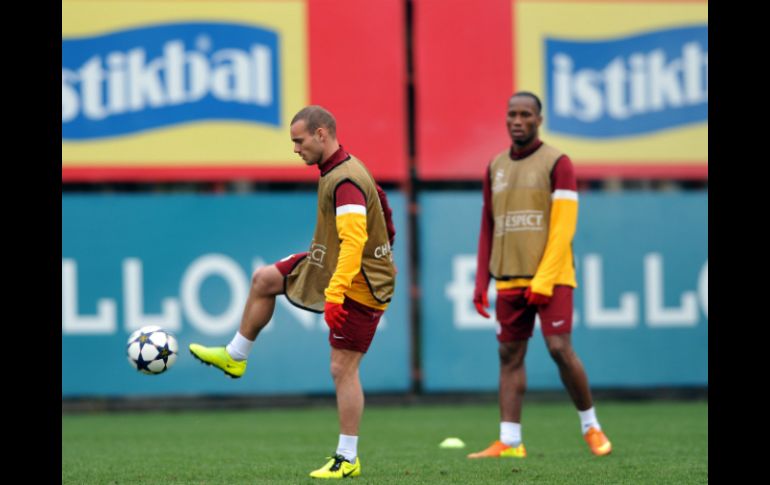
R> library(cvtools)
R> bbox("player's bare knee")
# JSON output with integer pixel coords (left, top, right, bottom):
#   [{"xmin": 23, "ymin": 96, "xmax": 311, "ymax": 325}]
[
  {"xmin": 498, "ymin": 346, "xmax": 513, "ymax": 365},
  {"xmin": 546, "ymin": 339, "xmax": 573, "ymax": 365},
  {"xmin": 499, "ymin": 344, "xmax": 525, "ymax": 369},
  {"xmin": 330, "ymin": 360, "xmax": 354, "ymax": 381},
  {"xmin": 250, "ymin": 268, "xmax": 265, "ymax": 292},
  {"xmin": 251, "ymin": 266, "xmax": 277, "ymax": 296}
]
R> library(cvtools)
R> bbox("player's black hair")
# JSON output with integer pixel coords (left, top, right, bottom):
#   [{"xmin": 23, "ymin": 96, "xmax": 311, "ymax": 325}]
[{"xmin": 510, "ymin": 91, "xmax": 542, "ymax": 114}]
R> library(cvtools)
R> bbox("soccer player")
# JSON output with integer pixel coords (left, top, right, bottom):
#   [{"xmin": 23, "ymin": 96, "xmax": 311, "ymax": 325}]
[
  {"xmin": 467, "ymin": 92, "xmax": 612, "ymax": 459},
  {"xmin": 189, "ymin": 105, "xmax": 397, "ymax": 479}
]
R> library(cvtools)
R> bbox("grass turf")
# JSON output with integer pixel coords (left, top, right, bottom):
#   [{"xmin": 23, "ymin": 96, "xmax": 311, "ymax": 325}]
[{"xmin": 62, "ymin": 400, "xmax": 707, "ymax": 484}]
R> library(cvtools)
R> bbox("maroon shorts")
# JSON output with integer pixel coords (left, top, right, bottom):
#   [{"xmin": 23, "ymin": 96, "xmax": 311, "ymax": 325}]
[
  {"xmin": 328, "ymin": 297, "xmax": 384, "ymax": 353},
  {"xmin": 495, "ymin": 285, "xmax": 574, "ymax": 342},
  {"xmin": 274, "ymin": 252, "xmax": 383, "ymax": 353},
  {"xmin": 274, "ymin": 252, "xmax": 308, "ymax": 277}
]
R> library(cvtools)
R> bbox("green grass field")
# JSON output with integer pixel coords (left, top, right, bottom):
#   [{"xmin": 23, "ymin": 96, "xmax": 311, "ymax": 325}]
[{"xmin": 62, "ymin": 400, "xmax": 707, "ymax": 484}]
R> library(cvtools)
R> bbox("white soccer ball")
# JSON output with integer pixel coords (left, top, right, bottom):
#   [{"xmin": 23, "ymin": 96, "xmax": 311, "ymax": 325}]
[{"xmin": 126, "ymin": 326, "xmax": 178, "ymax": 375}]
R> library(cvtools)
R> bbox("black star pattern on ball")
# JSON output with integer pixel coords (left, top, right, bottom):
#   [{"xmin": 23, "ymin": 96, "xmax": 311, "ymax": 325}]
[
  {"xmin": 158, "ymin": 345, "xmax": 171, "ymax": 363},
  {"xmin": 135, "ymin": 345, "xmax": 153, "ymax": 372}
]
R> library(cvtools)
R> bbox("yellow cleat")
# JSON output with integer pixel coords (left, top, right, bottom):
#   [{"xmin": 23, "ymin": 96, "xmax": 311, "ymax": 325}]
[
  {"xmin": 467, "ymin": 440, "xmax": 526, "ymax": 458},
  {"xmin": 584, "ymin": 427, "xmax": 612, "ymax": 456},
  {"xmin": 189, "ymin": 344, "xmax": 247, "ymax": 378},
  {"xmin": 309, "ymin": 454, "xmax": 361, "ymax": 479}
]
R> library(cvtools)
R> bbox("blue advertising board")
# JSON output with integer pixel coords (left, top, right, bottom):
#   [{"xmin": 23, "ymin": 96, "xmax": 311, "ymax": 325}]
[
  {"xmin": 418, "ymin": 191, "xmax": 707, "ymax": 392},
  {"xmin": 62, "ymin": 192, "xmax": 410, "ymax": 397}
]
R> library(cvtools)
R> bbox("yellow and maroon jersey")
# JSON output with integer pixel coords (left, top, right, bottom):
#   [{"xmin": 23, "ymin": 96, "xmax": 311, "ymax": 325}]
[
  {"xmin": 475, "ymin": 140, "xmax": 578, "ymax": 297},
  {"xmin": 319, "ymin": 147, "xmax": 396, "ymax": 311}
]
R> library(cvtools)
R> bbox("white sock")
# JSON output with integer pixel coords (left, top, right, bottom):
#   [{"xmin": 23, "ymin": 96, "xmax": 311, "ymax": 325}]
[
  {"xmin": 225, "ymin": 332, "xmax": 254, "ymax": 361},
  {"xmin": 578, "ymin": 407, "xmax": 601, "ymax": 434},
  {"xmin": 336, "ymin": 434, "xmax": 358, "ymax": 462},
  {"xmin": 500, "ymin": 422, "xmax": 522, "ymax": 447}
]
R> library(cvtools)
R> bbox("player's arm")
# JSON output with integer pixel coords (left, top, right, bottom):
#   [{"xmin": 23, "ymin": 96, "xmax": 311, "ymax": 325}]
[
  {"xmin": 529, "ymin": 155, "xmax": 579, "ymax": 297},
  {"xmin": 474, "ymin": 164, "xmax": 494, "ymax": 317},
  {"xmin": 325, "ymin": 181, "xmax": 369, "ymax": 304}
]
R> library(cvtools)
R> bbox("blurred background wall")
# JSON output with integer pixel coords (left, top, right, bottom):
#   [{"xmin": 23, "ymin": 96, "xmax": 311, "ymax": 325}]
[{"xmin": 61, "ymin": 0, "xmax": 708, "ymax": 398}]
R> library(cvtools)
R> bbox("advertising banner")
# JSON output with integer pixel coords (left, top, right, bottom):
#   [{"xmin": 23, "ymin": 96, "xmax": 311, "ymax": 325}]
[
  {"xmin": 62, "ymin": 0, "xmax": 407, "ymax": 182},
  {"xmin": 415, "ymin": 0, "xmax": 708, "ymax": 180}
]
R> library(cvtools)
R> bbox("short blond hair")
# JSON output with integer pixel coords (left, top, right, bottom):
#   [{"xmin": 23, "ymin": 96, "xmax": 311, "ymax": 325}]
[{"xmin": 291, "ymin": 105, "xmax": 337, "ymax": 138}]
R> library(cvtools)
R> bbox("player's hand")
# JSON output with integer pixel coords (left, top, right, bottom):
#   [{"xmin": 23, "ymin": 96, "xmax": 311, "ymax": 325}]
[
  {"xmin": 473, "ymin": 291, "xmax": 491, "ymax": 319},
  {"xmin": 525, "ymin": 287, "xmax": 551, "ymax": 306},
  {"xmin": 324, "ymin": 301, "xmax": 348, "ymax": 331}
]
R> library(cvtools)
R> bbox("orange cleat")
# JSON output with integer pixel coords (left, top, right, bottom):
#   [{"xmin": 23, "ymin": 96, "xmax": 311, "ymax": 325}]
[
  {"xmin": 584, "ymin": 427, "xmax": 612, "ymax": 456},
  {"xmin": 467, "ymin": 440, "xmax": 526, "ymax": 458}
]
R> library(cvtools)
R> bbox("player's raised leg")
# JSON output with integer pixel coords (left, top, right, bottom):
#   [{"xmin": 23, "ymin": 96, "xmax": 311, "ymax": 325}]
[{"xmin": 189, "ymin": 261, "xmax": 287, "ymax": 378}]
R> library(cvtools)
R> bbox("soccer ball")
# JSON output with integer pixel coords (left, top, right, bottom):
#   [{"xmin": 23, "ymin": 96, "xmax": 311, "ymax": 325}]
[{"xmin": 126, "ymin": 326, "xmax": 178, "ymax": 375}]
